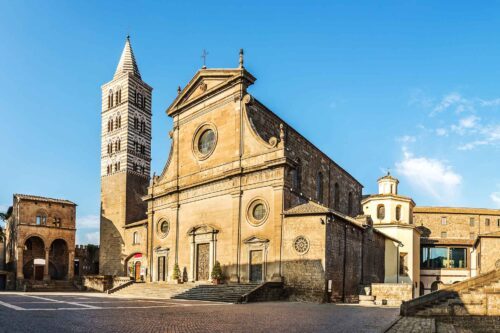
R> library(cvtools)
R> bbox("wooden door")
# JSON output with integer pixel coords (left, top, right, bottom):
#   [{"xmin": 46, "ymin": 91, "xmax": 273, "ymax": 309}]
[
  {"xmin": 134, "ymin": 261, "xmax": 141, "ymax": 281},
  {"xmin": 158, "ymin": 256, "xmax": 166, "ymax": 281},
  {"xmin": 250, "ymin": 250, "xmax": 263, "ymax": 282},
  {"xmin": 196, "ymin": 243, "xmax": 209, "ymax": 281},
  {"xmin": 34, "ymin": 265, "xmax": 44, "ymax": 281}
]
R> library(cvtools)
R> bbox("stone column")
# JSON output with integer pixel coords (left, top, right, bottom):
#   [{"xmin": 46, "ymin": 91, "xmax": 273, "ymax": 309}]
[
  {"xmin": 16, "ymin": 246, "xmax": 24, "ymax": 279},
  {"xmin": 190, "ymin": 237, "xmax": 195, "ymax": 282},
  {"xmin": 68, "ymin": 250, "xmax": 75, "ymax": 280},
  {"xmin": 43, "ymin": 247, "xmax": 50, "ymax": 281}
]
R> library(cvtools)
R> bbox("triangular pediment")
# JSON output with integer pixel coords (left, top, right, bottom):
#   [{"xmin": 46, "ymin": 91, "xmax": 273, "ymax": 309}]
[
  {"xmin": 166, "ymin": 68, "xmax": 256, "ymax": 116},
  {"xmin": 243, "ymin": 236, "xmax": 269, "ymax": 244}
]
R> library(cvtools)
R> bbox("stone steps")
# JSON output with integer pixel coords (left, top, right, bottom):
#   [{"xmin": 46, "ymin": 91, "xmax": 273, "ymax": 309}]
[{"xmin": 172, "ymin": 283, "xmax": 260, "ymax": 303}]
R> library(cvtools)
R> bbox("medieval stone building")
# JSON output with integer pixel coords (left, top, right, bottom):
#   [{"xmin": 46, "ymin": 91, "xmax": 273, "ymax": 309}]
[
  {"xmin": 99, "ymin": 38, "xmax": 393, "ymax": 301},
  {"xmin": 4, "ymin": 194, "xmax": 76, "ymax": 288}
]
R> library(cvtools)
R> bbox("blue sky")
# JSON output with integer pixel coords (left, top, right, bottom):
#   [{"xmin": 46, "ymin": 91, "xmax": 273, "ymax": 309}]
[{"xmin": 0, "ymin": 1, "xmax": 499, "ymax": 245}]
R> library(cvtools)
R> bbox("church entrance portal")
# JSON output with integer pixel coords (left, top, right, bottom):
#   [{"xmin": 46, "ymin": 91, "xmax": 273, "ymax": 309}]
[
  {"xmin": 250, "ymin": 250, "xmax": 263, "ymax": 282},
  {"xmin": 196, "ymin": 243, "xmax": 209, "ymax": 281}
]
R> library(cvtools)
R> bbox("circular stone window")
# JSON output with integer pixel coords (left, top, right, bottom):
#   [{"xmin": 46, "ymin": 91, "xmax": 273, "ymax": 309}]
[
  {"xmin": 157, "ymin": 220, "xmax": 170, "ymax": 238},
  {"xmin": 247, "ymin": 199, "xmax": 269, "ymax": 226},
  {"xmin": 193, "ymin": 123, "xmax": 217, "ymax": 160},
  {"xmin": 293, "ymin": 236, "xmax": 310, "ymax": 255}
]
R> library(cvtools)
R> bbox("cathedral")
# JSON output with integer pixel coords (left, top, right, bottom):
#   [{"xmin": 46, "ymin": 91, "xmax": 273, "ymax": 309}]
[{"xmin": 99, "ymin": 37, "xmax": 393, "ymax": 301}]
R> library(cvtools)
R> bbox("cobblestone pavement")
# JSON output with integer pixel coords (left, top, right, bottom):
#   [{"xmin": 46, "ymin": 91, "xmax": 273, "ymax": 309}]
[
  {"xmin": 0, "ymin": 292, "xmax": 399, "ymax": 333},
  {"xmin": 386, "ymin": 317, "xmax": 435, "ymax": 333}
]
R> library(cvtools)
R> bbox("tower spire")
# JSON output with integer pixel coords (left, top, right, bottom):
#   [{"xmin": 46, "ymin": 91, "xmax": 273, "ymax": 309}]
[{"xmin": 114, "ymin": 36, "xmax": 141, "ymax": 79}]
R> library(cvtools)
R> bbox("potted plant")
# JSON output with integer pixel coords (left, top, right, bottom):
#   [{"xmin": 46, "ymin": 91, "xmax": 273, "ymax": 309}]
[
  {"xmin": 172, "ymin": 263, "xmax": 182, "ymax": 284},
  {"xmin": 211, "ymin": 261, "xmax": 224, "ymax": 285}
]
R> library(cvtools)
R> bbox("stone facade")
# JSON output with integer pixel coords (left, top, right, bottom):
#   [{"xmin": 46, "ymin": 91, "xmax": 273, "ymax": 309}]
[
  {"xmin": 98, "ymin": 40, "xmax": 394, "ymax": 302},
  {"xmin": 473, "ymin": 232, "xmax": 500, "ymax": 274},
  {"xmin": 4, "ymin": 194, "xmax": 76, "ymax": 288}
]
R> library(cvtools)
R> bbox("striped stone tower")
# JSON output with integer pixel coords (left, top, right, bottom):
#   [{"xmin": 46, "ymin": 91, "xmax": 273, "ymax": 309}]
[{"xmin": 99, "ymin": 36, "xmax": 152, "ymax": 275}]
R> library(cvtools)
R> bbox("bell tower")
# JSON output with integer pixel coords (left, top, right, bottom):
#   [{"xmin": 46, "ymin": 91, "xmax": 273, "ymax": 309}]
[{"xmin": 99, "ymin": 36, "xmax": 152, "ymax": 275}]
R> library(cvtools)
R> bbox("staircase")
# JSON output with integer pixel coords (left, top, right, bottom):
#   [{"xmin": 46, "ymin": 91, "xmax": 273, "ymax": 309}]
[
  {"xmin": 172, "ymin": 283, "xmax": 261, "ymax": 303},
  {"xmin": 400, "ymin": 269, "xmax": 500, "ymax": 317},
  {"xmin": 25, "ymin": 280, "xmax": 80, "ymax": 292},
  {"xmin": 111, "ymin": 282, "xmax": 196, "ymax": 299}
]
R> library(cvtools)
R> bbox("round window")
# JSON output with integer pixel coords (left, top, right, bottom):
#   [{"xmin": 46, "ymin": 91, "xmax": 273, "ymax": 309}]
[
  {"xmin": 198, "ymin": 129, "xmax": 215, "ymax": 155},
  {"xmin": 193, "ymin": 123, "xmax": 218, "ymax": 160},
  {"xmin": 247, "ymin": 199, "xmax": 269, "ymax": 226},
  {"xmin": 157, "ymin": 220, "xmax": 170, "ymax": 238},
  {"xmin": 293, "ymin": 236, "xmax": 310, "ymax": 255},
  {"xmin": 253, "ymin": 204, "xmax": 266, "ymax": 221}
]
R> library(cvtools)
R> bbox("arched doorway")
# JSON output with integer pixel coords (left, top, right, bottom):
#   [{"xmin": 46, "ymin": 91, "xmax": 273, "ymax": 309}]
[
  {"xmin": 49, "ymin": 239, "xmax": 68, "ymax": 280},
  {"xmin": 126, "ymin": 253, "xmax": 145, "ymax": 281},
  {"xmin": 431, "ymin": 281, "xmax": 442, "ymax": 292},
  {"xmin": 23, "ymin": 236, "xmax": 45, "ymax": 280}
]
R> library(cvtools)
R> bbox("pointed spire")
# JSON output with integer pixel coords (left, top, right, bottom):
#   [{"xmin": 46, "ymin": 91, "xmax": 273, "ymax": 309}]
[{"xmin": 114, "ymin": 35, "xmax": 141, "ymax": 79}]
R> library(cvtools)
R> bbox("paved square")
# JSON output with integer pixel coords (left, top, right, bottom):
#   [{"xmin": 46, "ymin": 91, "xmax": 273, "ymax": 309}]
[{"xmin": 0, "ymin": 292, "xmax": 399, "ymax": 332}]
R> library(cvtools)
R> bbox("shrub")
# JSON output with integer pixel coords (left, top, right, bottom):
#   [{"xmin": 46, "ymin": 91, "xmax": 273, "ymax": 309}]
[{"xmin": 211, "ymin": 261, "xmax": 223, "ymax": 280}]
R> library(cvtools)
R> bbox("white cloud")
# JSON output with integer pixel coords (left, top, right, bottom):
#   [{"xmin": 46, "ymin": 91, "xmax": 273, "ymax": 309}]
[
  {"xmin": 396, "ymin": 148, "xmax": 462, "ymax": 202},
  {"xmin": 77, "ymin": 231, "xmax": 100, "ymax": 245},
  {"xmin": 458, "ymin": 124, "xmax": 500, "ymax": 150},
  {"xmin": 397, "ymin": 135, "xmax": 416, "ymax": 143},
  {"xmin": 431, "ymin": 92, "xmax": 473, "ymax": 116},
  {"xmin": 480, "ymin": 98, "xmax": 500, "ymax": 107},
  {"xmin": 77, "ymin": 214, "xmax": 99, "ymax": 229},
  {"xmin": 491, "ymin": 192, "xmax": 500, "ymax": 207},
  {"xmin": 451, "ymin": 115, "xmax": 480, "ymax": 135},
  {"xmin": 436, "ymin": 128, "xmax": 448, "ymax": 136}
]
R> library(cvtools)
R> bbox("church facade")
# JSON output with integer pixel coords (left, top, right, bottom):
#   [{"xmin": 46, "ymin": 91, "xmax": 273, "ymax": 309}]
[{"xmin": 99, "ymin": 38, "xmax": 392, "ymax": 301}]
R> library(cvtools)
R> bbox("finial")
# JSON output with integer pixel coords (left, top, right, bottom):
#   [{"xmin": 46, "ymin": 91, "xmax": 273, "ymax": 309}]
[
  {"xmin": 201, "ymin": 49, "xmax": 208, "ymax": 69},
  {"xmin": 239, "ymin": 48, "xmax": 244, "ymax": 68},
  {"xmin": 177, "ymin": 86, "xmax": 181, "ymax": 95},
  {"xmin": 126, "ymin": 34, "xmax": 130, "ymax": 41}
]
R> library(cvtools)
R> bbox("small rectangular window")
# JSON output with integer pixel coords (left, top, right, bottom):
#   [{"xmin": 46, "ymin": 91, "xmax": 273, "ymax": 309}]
[
  {"xmin": 441, "ymin": 232, "xmax": 447, "ymax": 238},
  {"xmin": 469, "ymin": 218, "xmax": 475, "ymax": 227},
  {"xmin": 441, "ymin": 217, "xmax": 447, "ymax": 225},
  {"xmin": 36, "ymin": 216, "xmax": 41, "ymax": 225},
  {"xmin": 485, "ymin": 218, "xmax": 490, "ymax": 227}
]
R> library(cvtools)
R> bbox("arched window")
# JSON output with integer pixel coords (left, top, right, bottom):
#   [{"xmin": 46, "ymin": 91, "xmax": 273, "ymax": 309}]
[
  {"xmin": 108, "ymin": 119, "xmax": 111, "ymax": 132},
  {"xmin": 133, "ymin": 232, "xmax": 139, "ymax": 245},
  {"xmin": 348, "ymin": 192, "xmax": 353, "ymax": 215},
  {"xmin": 396, "ymin": 205, "xmax": 402, "ymax": 221},
  {"xmin": 334, "ymin": 183, "xmax": 340, "ymax": 210},
  {"xmin": 137, "ymin": 93, "xmax": 143, "ymax": 108},
  {"xmin": 107, "ymin": 165, "xmax": 111, "ymax": 175},
  {"xmin": 117, "ymin": 139, "xmax": 121, "ymax": 151},
  {"xmin": 118, "ymin": 89, "xmax": 122, "ymax": 104},
  {"xmin": 35, "ymin": 213, "xmax": 47, "ymax": 225},
  {"xmin": 134, "ymin": 117, "xmax": 139, "ymax": 130},
  {"xmin": 377, "ymin": 204, "xmax": 385, "ymax": 220},
  {"xmin": 140, "ymin": 121, "xmax": 146, "ymax": 133},
  {"xmin": 116, "ymin": 115, "xmax": 121, "ymax": 128},
  {"xmin": 110, "ymin": 119, "xmax": 114, "ymax": 132},
  {"xmin": 108, "ymin": 90, "xmax": 113, "ymax": 108},
  {"xmin": 316, "ymin": 172, "xmax": 324, "ymax": 203}
]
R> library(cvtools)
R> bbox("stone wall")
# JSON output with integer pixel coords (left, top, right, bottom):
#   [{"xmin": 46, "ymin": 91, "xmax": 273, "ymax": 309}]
[
  {"xmin": 477, "ymin": 237, "xmax": 500, "ymax": 274},
  {"xmin": 414, "ymin": 208, "xmax": 500, "ymax": 240},
  {"xmin": 82, "ymin": 275, "xmax": 131, "ymax": 292},
  {"xmin": 371, "ymin": 283, "xmax": 412, "ymax": 306}
]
